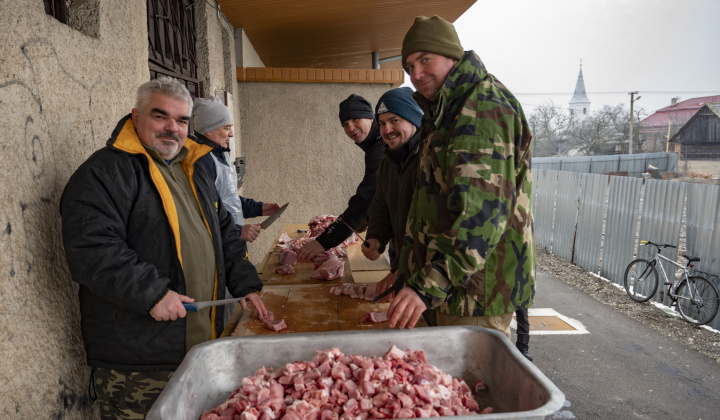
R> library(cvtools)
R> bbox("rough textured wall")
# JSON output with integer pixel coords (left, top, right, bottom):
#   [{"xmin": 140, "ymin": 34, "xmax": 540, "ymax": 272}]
[
  {"xmin": 236, "ymin": 83, "xmax": 392, "ymax": 264},
  {"xmin": 195, "ymin": 2, "xmax": 241, "ymax": 159},
  {"xmin": 0, "ymin": 1, "xmax": 147, "ymax": 418}
]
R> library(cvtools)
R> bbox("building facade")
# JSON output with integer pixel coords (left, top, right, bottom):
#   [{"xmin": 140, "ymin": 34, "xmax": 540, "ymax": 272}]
[{"xmin": 0, "ymin": 1, "xmax": 399, "ymax": 417}]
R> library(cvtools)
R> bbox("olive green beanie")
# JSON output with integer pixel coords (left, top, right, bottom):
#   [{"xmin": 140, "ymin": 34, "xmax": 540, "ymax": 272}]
[{"xmin": 402, "ymin": 15, "xmax": 464, "ymax": 66}]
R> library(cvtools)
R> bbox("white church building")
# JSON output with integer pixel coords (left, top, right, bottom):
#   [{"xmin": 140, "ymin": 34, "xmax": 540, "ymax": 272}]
[{"xmin": 569, "ymin": 62, "xmax": 591, "ymax": 115}]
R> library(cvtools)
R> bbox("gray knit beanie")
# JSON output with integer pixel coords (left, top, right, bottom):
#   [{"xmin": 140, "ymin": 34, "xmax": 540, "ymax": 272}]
[
  {"xmin": 192, "ymin": 97, "xmax": 233, "ymax": 134},
  {"xmin": 375, "ymin": 87, "xmax": 423, "ymax": 128},
  {"xmin": 402, "ymin": 15, "xmax": 464, "ymax": 66}
]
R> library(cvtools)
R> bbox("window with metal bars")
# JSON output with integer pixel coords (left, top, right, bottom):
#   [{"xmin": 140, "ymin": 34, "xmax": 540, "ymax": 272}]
[
  {"xmin": 147, "ymin": 0, "xmax": 202, "ymax": 98},
  {"xmin": 44, "ymin": 0, "xmax": 68, "ymax": 23}
]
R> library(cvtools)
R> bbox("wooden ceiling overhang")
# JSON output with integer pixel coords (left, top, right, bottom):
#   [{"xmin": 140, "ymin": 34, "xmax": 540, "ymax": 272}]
[{"xmin": 216, "ymin": 0, "xmax": 476, "ymax": 71}]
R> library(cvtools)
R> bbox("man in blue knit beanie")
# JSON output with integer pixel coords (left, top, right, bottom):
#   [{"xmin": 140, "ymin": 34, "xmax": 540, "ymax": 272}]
[{"xmin": 361, "ymin": 87, "xmax": 436, "ymax": 325}]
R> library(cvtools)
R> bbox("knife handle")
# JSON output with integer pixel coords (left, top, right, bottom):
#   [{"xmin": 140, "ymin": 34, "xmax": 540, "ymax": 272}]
[{"xmin": 182, "ymin": 303, "xmax": 198, "ymax": 312}]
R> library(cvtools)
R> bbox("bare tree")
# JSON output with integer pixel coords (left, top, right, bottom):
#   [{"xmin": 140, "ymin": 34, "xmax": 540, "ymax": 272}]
[
  {"xmin": 528, "ymin": 100, "xmax": 576, "ymax": 157},
  {"xmin": 566, "ymin": 104, "xmax": 629, "ymax": 156}
]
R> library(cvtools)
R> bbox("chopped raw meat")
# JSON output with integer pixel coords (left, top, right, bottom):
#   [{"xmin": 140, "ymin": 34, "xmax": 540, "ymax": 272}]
[
  {"xmin": 363, "ymin": 286, "xmax": 377, "ymax": 302},
  {"xmin": 361, "ymin": 311, "xmax": 388, "ymax": 323},
  {"xmin": 310, "ymin": 256, "xmax": 344, "ymax": 280},
  {"xmin": 258, "ymin": 312, "xmax": 287, "ymax": 332},
  {"xmin": 279, "ymin": 249, "xmax": 297, "ymax": 266},
  {"xmin": 275, "ymin": 264, "xmax": 295, "ymax": 275},
  {"xmin": 329, "ymin": 283, "xmax": 381, "ymax": 302},
  {"xmin": 200, "ymin": 346, "xmax": 486, "ymax": 419},
  {"xmin": 274, "ymin": 216, "xmax": 352, "ymax": 272},
  {"xmin": 472, "ymin": 379, "xmax": 488, "ymax": 393},
  {"xmin": 265, "ymin": 319, "xmax": 287, "ymax": 331},
  {"xmin": 277, "ymin": 230, "xmax": 293, "ymax": 245}
]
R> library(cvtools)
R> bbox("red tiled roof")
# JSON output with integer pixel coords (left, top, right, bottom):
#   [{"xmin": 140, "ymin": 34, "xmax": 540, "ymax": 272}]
[{"xmin": 640, "ymin": 95, "xmax": 720, "ymax": 132}]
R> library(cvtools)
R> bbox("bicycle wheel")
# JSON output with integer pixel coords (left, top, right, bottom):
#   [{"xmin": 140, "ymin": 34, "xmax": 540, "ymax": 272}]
[
  {"xmin": 675, "ymin": 276, "xmax": 720, "ymax": 325},
  {"xmin": 624, "ymin": 259, "xmax": 659, "ymax": 302}
]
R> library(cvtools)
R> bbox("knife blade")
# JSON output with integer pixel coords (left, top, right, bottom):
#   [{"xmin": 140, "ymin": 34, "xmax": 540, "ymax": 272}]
[
  {"xmin": 337, "ymin": 218, "xmax": 370, "ymax": 248},
  {"xmin": 183, "ymin": 297, "xmax": 244, "ymax": 312},
  {"xmin": 260, "ymin": 202, "xmax": 289, "ymax": 230},
  {"xmin": 372, "ymin": 281, "xmax": 404, "ymax": 303}
]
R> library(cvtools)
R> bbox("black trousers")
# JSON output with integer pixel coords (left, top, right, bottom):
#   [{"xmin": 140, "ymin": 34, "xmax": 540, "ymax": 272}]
[{"xmin": 515, "ymin": 308, "xmax": 530, "ymax": 352}]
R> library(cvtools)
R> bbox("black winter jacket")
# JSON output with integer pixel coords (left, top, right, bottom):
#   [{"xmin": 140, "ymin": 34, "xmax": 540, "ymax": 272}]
[
  {"xmin": 60, "ymin": 115, "xmax": 262, "ymax": 371},
  {"xmin": 366, "ymin": 131, "xmax": 421, "ymax": 271},
  {"xmin": 317, "ymin": 122, "xmax": 385, "ymax": 249}
]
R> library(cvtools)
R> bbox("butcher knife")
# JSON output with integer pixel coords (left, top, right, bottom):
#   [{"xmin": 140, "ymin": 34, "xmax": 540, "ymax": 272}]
[
  {"xmin": 337, "ymin": 218, "xmax": 370, "ymax": 248},
  {"xmin": 260, "ymin": 202, "xmax": 289, "ymax": 229},
  {"xmin": 183, "ymin": 297, "xmax": 244, "ymax": 312}
]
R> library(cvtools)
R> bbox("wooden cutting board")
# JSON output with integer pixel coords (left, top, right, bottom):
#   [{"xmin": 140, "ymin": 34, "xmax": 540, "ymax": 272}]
[
  {"xmin": 258, "ymin": 251, "xmax": 353, "ymax": 285},
  {"xmin": 257, "ymin": 224, "xmax": 353, "ymax": 285},
  {"xmin": 346, "ymin": 241, "xmax": 391, "ymax": 272},
  {"xmin": 232, "ymin": 284, "xmax": 427, "ymax": 336}
]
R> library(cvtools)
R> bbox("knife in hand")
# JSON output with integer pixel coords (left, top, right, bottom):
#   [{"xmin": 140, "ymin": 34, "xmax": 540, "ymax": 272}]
[
  {"xmin": 372, "ymin": 279, "xmax": 404, "ymax": 303},
  {"xmin": 183, "ymin": 297, "xmax": 245, "ymax": 312},
  {"xmin": 260, "ymin": 202, "xmax": 289, "ymax": 230},
  {"xmin": 337, "ymin": 218, "xmax": 370, "ymax": 248}
]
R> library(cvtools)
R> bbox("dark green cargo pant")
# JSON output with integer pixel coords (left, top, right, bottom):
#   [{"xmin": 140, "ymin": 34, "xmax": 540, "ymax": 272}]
[{"xmin": 93, "ymin": 367, "xmax": 174, "ymax": 419}]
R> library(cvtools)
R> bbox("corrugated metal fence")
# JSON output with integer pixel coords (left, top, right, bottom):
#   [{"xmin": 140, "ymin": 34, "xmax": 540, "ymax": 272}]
[
  {"xmin": 533, "ymin": 152, "xmax": 679, "ymax": 175},
  {"xmin": 533, "ymin": 168, "xmax": 720, "ymax": 328}
]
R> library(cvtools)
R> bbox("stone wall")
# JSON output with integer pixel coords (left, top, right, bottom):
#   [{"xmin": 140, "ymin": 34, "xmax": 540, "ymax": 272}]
[
  {"xmin": 0, "ymin": 1, "xmax": 397, "ymax": 416},
  {"xmin": 0, "ymin": 0, "xmax": 237, "ymax": 417},
  {"xmin": 0, "ymin": 1, "xmax": 148, "ymax": 417}
]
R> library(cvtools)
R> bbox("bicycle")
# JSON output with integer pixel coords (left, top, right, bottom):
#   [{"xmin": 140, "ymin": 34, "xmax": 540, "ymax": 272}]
[{"xmin": 623, "ymin": 240, "xmax": 720, "ymax": 326}]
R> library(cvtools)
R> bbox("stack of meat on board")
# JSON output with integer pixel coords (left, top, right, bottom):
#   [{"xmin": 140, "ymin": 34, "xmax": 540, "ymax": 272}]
[
  {"xmin": 330, "ymin": 283, "xmax": 388, "ymax": 323},
  {"xmin": 274, "ymin": 215, "xmax": 359, "ymax": 280},
  {"xmin": 200, "ymin": 345, "xmax": 492, "ymax": 419}
]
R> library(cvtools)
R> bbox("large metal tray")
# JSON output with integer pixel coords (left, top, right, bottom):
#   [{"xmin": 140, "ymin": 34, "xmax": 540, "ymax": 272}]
[{"xmin": 147, "ymin": 326, "xmax": 565, "ymax": 420}]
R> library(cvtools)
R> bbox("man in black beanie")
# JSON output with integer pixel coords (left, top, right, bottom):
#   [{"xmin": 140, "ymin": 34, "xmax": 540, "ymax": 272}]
[{"xmin": 297, "ymin": 94, "xmax": 385, "ymax": 261}]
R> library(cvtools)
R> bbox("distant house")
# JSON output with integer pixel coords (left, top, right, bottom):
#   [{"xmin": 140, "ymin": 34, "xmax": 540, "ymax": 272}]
[
  {"xmin": 668, "ymin": 103, "xmax": 720, "ymax": 160},
  {"xmin": 639, "ymin": 95, "xmax": 720, "ymax": 152}
]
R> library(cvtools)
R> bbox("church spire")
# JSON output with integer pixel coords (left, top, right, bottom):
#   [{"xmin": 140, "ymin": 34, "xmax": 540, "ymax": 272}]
[{"xmin": 569, "ymin": 59, "xmax": 591, "ymax": 115}]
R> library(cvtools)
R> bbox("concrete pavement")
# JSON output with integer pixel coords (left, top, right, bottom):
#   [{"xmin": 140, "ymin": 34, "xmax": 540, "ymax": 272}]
[{"xmin": 520, "ymin": 270, "xmax": 720, "ymax": 419}]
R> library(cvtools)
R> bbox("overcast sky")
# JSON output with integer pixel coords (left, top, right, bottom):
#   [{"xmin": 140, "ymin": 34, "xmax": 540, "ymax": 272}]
[{"xmin": 426, "ymin": 0, "xmax": 720, "ymax": 116}]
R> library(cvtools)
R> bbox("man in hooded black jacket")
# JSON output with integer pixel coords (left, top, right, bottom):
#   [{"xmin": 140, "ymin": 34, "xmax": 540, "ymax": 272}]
[{"xmin": 297, "ymin": 94, "xmax": 385, "ymax": 261}]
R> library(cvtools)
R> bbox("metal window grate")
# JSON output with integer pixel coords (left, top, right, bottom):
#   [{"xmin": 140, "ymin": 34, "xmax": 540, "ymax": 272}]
[
  {"xmin": 44, "ymin": 0, "xmax": 68, "ymax": 23},
  {"xmin": 147, "ymin": 0, "xmax": 202, "ymax": 98}
]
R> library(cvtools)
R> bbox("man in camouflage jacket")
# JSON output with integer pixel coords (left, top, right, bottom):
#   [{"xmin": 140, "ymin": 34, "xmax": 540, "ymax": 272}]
[{"xmin": 388, "ymin": 16, "xmax": 535, "ymax": 338}]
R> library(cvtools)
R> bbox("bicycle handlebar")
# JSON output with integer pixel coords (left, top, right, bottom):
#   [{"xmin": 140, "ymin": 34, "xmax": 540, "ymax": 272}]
[
  {"xmin": 640, "ymin": 240, "xmax": 677, "ymax": 248},
  {"xmin": 640, "ymin": 240, "xmax": 677, "ymax": 252}
]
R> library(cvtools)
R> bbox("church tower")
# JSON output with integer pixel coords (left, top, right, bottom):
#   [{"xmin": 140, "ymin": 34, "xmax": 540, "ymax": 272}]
[{"xmin": 569, "ymin": 60, "xmax": 591, "ymax": 116}]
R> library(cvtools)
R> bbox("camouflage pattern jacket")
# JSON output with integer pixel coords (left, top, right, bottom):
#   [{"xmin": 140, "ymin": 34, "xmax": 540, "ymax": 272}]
[{"xmin": 398, "ymin": 51, "xmax": 535, "ymax": 317}]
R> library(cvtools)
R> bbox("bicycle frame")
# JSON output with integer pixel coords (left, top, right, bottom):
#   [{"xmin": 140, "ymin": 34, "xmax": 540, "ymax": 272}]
[
  {"xmin": 625, "ymin": 241, "xmax": 719, "ymax": 325},
  {"xmin": 653, "ymin": 253, "xmax": 689, "ymax": 297}
]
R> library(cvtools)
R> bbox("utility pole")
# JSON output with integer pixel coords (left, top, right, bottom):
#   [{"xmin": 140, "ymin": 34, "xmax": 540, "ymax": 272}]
[{"xmin": 628, "ymin": 91, "xmax": 641, "ymax": 154}]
